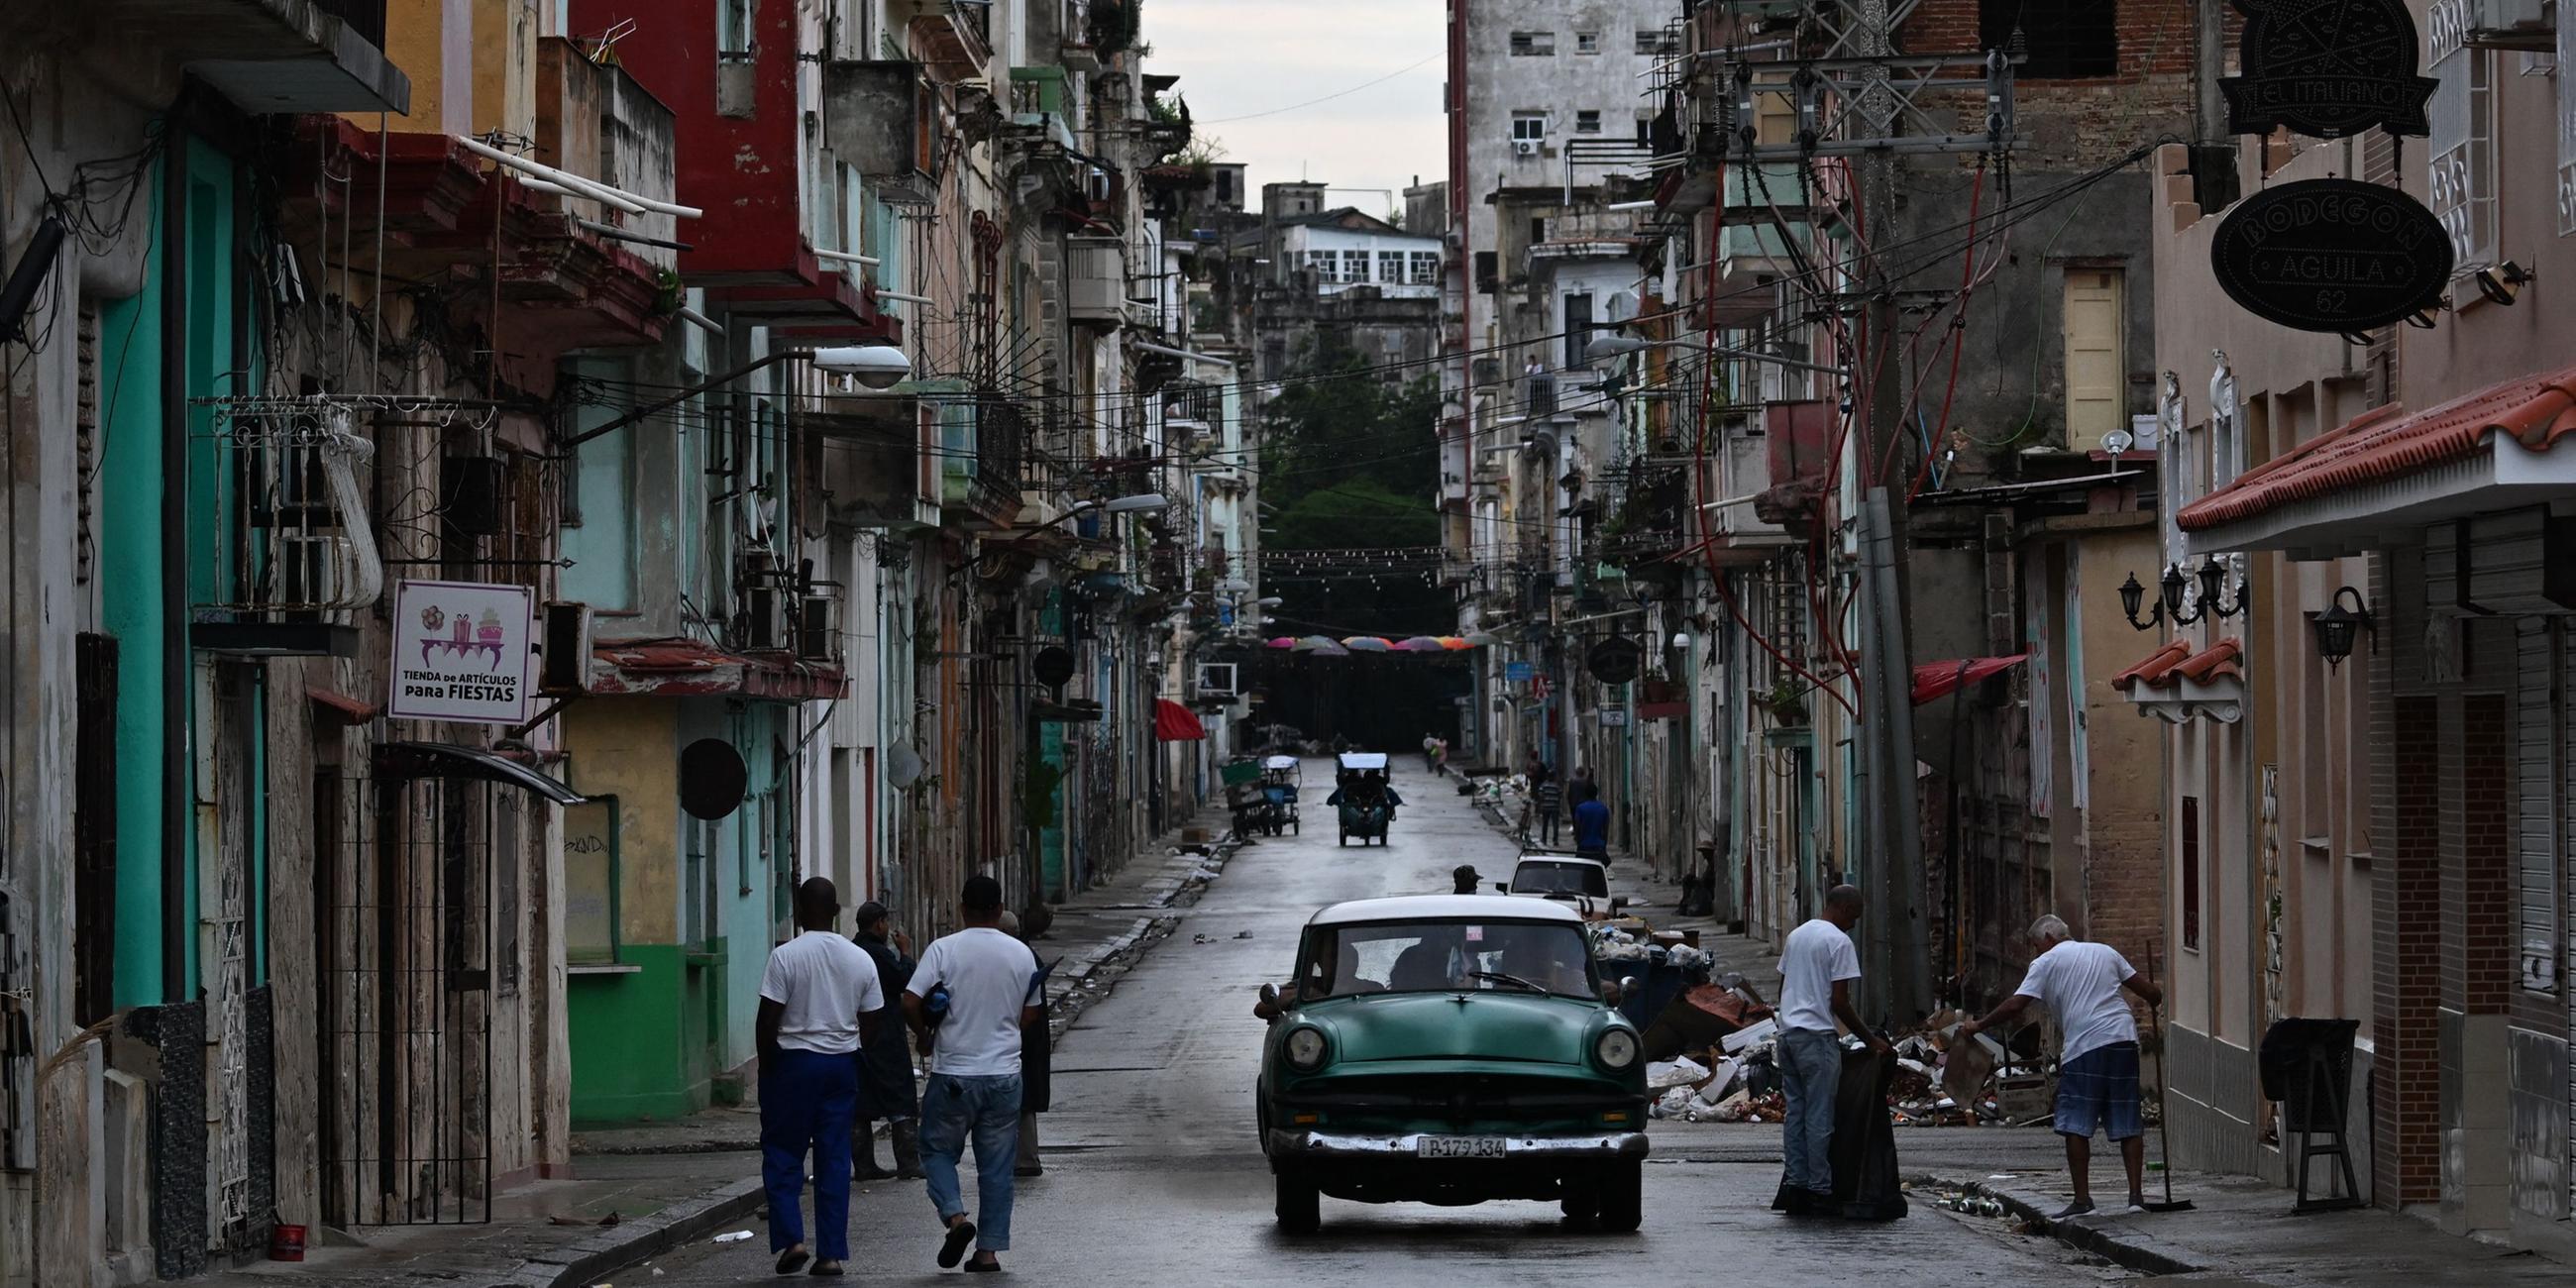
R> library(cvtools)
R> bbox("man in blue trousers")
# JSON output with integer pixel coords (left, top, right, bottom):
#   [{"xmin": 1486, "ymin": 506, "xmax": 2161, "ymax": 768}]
[{"xmin": 756, "ymin": 878, "xmax": 884, "ymax": 1276}]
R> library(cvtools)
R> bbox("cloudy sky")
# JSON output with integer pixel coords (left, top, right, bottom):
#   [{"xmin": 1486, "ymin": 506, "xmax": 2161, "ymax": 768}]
[{"xmin": 1149, "ymin": 1, "xmax": 1447, "ymax": 218}]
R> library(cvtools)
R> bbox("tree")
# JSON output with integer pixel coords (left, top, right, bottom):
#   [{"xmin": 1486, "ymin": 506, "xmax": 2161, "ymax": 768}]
[{"xmin": 1259, "ymin": 347, "xmax": 1448, "ymax": 636}]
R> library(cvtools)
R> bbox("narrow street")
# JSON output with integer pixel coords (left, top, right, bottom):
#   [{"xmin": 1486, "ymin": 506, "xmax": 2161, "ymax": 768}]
[{"xmin": 638, "ymin": 760, "xmax": 2128, "ymax": 1285}]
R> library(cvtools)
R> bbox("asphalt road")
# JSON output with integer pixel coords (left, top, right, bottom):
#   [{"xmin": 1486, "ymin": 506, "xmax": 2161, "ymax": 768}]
[{"xmin": 636, "ymin": 759, "xmax": 2133, "ymax": 1284}]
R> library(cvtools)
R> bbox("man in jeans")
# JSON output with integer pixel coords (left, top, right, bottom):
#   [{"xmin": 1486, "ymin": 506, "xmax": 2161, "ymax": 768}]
[
  {"xmin": 903, "ymin": 875, "xmax": 1041, "ymax": 1272},
  {"xmin": 1773, "ymin": 884, "xmax": 1889, "ymax": 1216}
]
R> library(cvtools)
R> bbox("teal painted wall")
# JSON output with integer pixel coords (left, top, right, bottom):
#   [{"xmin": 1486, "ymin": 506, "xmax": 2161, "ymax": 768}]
[
  {"xmin": 561, "ymin": 357, "xmax": 638, "ymax": 613},
  {"xmin": 97, "ymin": 160, "xmax": 167, "ymax": 1009}
]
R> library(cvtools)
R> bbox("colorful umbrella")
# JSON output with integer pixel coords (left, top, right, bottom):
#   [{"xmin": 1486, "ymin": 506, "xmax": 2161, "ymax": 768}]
[
  {"xmin": 1342, "ymin": 636, "xmax": 1394, "ymax": 652},
  {"xmin": 1461, "ymin": 631, "xmax": 1501, "ymax": 647},
  {"xmin": 1437, "ymin": 636, "xmax": 1475, "ymax": 650},
  {"xmin": 1265, "ymin": 636, "xmax": 1297, "ymax": 649},
  {"xmin": 1291, "ymin": 635, "xmax": 1340, "ymax": 652},
  {"xmin": 1395, "ymin": 636, "xmax": 1449, "ymax": 652},
  {"xmin": 1305, "ymin": 639, "xmax": 1350, "ymax": 657}
]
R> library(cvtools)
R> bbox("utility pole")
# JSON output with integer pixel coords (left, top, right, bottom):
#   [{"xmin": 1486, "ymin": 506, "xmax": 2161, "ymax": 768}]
[{"xmin": 1847, "ymin": 0, "xmax": 1934, "ymax": 1023}]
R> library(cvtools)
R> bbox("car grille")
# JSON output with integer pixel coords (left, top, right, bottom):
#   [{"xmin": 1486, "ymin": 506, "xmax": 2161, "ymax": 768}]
[{"xmin": 1286, "ymin": 1073, "xmax": 1629, "ymax": 1117}]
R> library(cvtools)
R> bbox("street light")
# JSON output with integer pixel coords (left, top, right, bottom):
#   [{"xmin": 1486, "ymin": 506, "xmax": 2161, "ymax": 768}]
[
  {"xmin": 811, "ymin": 345, "xmax": 913, "ymax": 389},
  {"xmin": 2312, "ymin": 587, "xmax": 2373, "ymax": 671},
  {"xmin": 1582, "ymin": 330, "xmax": 1845, "ymax": 376}
]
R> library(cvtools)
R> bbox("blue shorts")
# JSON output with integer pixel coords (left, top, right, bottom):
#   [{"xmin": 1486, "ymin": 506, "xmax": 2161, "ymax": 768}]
[{"xmin": 2055, "ymin": 1041, "xmax": 2143, "ymax": 1141}]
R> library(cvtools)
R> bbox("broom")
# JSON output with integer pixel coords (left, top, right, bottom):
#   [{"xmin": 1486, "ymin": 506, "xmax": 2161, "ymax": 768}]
[{"xmin": 2141, "ymin": 939, "xmax": 2193, "ymax": 1213}]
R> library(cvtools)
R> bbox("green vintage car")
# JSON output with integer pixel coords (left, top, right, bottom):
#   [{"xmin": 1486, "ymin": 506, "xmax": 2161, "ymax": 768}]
[{"xmin": 1256, "ymin": 895, "xmax": 1649, "ymax": 1234}]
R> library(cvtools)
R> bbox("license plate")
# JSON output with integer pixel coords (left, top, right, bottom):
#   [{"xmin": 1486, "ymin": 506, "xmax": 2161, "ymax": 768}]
[{"xmin": 1417, "ymin": 1135, "xmax": 1506, "ymax": 1159}]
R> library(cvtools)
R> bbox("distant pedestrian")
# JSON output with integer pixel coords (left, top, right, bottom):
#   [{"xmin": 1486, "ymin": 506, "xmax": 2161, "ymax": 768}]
[
  {"xmin": 1532, "ymin": 774, "xmax": 1563, "ymax": 846},
  {"xmin": 904, "ymin": 876, "xmax": 1042, "ymax": 1273},
  {"xmin": 1451, "ymin": 864, "xmax": 1483, "ymax": 896},
  {"xmin": 1959, "ymin": 915, "xmax": 2163, "ymax": 1218},
  {"xmin": 998, "ymin": 911, "xmax": 1054, "ymax": 1181},
  {"xmin": 1774, "ymin": 884, "xmax": 1889, "ymax": 1217},
  {"xmin": 1570, "ymin": 782, "xmax": 1610, "ymax": 860},
  {"xmin": 851, "ymin": 902, "xmax": 923, "ymax": 1182},
  {"xmin": 756, "ymin": 878, "xmax": 883, "ymax": 1276}
]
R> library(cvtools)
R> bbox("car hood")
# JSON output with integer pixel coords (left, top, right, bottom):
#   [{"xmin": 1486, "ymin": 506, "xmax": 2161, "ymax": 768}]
[{"xmin": 1303, "ymin": 991, "xmax": 1603, "ymax": 1065}]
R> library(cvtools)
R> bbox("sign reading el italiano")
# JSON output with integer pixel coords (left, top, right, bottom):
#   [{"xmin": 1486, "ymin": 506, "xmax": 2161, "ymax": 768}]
[
  {"xmin": 2219, "ymin": 0, "xmax": 2435, "ymax": 139},
  {"xmin": 387, "ymin": 579, "xmax": 537, "ymax": 725}
]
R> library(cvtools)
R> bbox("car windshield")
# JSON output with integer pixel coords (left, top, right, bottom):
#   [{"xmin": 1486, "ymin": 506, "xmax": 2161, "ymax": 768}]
[
  {"xmin": 1297, "ymin": 919, "xmax": 1598, "ymax": 1000},
  {"xmin": 1509, "ymin": 862, "xmax": 1608, "ymax": 898}
]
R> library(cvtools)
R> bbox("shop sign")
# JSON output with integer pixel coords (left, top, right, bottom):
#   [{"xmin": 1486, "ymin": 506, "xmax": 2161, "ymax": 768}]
[
  {"xmin": 1598, "ymin": 706, "xmax": 1631, "ymax": 727},
  {"xmin": 387, "ymin": 579, "xmax": 536, "ymax": 725},
  {"xmin": 1505, "ymin": 661, "xmax": 1537, "ymax": 683},
  {"xmin": 2218, "ymin": 0, "xmax": 2435, "ymax": 139},
  {"xmin": 2210, "ymin": 178, "xmax": 2452, "ymax": 332},
  {"xmin": 1585, "ymin": 636, "xmax": 1643, "ymax": 686}
]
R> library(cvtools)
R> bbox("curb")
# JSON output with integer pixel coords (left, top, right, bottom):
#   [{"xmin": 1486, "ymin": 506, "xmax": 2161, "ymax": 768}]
[
  {"xmin": 1930, "ymin": 1172, "xmax": 2206, "ymax": 1278},
  {"xmin": 506, "ymin": 1175, "xmax": 766, "ymax": 1287}
]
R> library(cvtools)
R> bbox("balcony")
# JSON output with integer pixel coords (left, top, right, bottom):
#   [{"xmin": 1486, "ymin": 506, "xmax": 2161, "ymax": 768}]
[
  {"xmin": 825, "ymin": 61, "xmax": 941, "ymax": 207},
  {"xmin": 1008, "ymin": 66, "xmax": 1079, "ymax": 152},
  {"xmin": 534, "ymin": 39, "xmax": 680, "ymax": 273},
  {"xmin": 904, "ymin": 0, "xmax": 993, "ymax": 74},
  {"xmin": 802, "ymin": 395, "xmax": 937, "ymax": 533},
  {"xmin": 101, "ymin": 0, "xmax": 409, "ymax": 113},
  {"xmin": 937, "ymin": 396, "xmax": 1028, "ymax": 530},
  {"xmin": 1066, "ymin": 237, "xmax": 1132, "ymax": 331}
]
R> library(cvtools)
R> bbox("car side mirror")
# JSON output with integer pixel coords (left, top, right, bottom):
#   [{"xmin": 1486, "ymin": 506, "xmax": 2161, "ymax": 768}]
[
  {"xmin": 1493, "ymin": 882, "xmax": 1509, "ymax": 894},
  {"xmin": 1611, "ymin": 896, "xmax": 1631, "ymax": 912},
  {"xmin": 1258, "ymin": 983, "xmax": 1281, "ymax": 1007}
]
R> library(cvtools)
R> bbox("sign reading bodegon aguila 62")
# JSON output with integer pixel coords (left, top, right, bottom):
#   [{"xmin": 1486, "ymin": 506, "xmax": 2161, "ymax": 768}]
[
  {"xmin": 386, "ymin": 579, "xmax": 537, "ymax": 725},
  {"xmin": 2210, "ymin": 178, "xmax": 2454, "ymax": 332},
  {"xmin": 2217, "ymin": 0, "xmax": 2435, "ymax": 139}
]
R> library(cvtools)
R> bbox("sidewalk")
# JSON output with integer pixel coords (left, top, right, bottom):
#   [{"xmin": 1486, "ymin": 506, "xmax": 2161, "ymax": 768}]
[
  {"xmin": 1926, "ymin": 1166, "xmax": 2575, "ymax": 1286},
  {"xmin": 207, "ymin": 809, "xmax": 1241, "ymax": 1288}
]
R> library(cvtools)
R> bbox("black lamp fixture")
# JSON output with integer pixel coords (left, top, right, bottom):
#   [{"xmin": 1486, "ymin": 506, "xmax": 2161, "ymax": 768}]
[
  {"xmin": 2475, "ymin": 260, "xmax": 2535, "ymax": 307},
  {"xmin": 2121, "ymin": 556, "xmax": 2250, "ymax": 631},
  {"xmin": 2312, "ymin": 586, "xmax": 2374, "ymax": 671}
]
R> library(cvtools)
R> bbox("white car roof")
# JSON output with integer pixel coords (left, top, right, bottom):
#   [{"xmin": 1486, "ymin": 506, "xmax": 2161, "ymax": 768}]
[
  {"xmin": 1337, "ymin": 752, "xmax": 1389, "ymax": 769},
  {"xmin": 1263, "ymin": 755, "xmax": 1298, "ymax": 769},
  {"xmin": 1309, "ymin": 895, "xmax": 1583, "ymax": 926},
  {"xmin": 1515, "ymin": 854, "xmax": 1607, "ymax": 871}
]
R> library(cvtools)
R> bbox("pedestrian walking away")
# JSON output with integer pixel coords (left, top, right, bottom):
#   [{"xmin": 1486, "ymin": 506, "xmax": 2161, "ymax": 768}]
[
  {"xmin": 1450, "ymin": 864, "xmax": 1482, "ymax": 896},
  {"xmin": 1773, "ymin": 884, "xmax": 1888, "ymax": 1217},
  {"xmin": 904, "ymin": 875, "xmax": 1043, "ymax": 1273},
  {"xmin": 851, "ymin": 901, "xmax": 923, "ymax": 1182},
  {"xmin": 755, "ymin": 878, "xmax": 884, "ymax": 1277},
  {"xmin": 1570, "ymin": 782, "xmax": 1610, "ymax": 861},
  {"xmin": 1960, "ymin": 914, "xmax": 2164, "ymax": 1219},
  {"xmin": 1532, "ymin": 773, "xmax": 1563, "ymax": 846}
]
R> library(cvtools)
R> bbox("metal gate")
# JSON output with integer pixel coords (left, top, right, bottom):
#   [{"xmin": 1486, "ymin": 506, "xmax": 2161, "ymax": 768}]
[{"xmin": 318, "ymin": 768, "xmax": 496, "ymax": 1225}]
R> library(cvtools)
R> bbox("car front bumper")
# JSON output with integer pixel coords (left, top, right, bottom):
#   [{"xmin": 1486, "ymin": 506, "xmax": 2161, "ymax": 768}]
[{"xmin": 1266, "ymin": 1129, "xmax": 1649, "ymax": 1160}]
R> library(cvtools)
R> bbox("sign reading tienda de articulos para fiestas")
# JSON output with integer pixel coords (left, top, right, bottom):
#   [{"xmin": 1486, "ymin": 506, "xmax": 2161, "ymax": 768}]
[{"xmin": 2211, "ymin": 178, "xmax": 2455, "ymax": 333}]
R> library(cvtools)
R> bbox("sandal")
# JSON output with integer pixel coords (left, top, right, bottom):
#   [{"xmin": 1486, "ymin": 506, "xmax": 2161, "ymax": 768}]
[
  {"xmin": 776, "ymin": 1247, "xmax": 812, "ymax": 1275},
  {"xmin": 936, "ymin": 1220, "xmax": 978, "ymax": 1269}
]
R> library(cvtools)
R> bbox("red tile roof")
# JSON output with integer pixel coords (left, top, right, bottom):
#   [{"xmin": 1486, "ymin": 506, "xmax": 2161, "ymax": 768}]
[
  {"xmin": 2113, "ymin": 638, "xmax": 2241, "ymax": 693},
  {"xmin": 2179, "ymin": 366, "xmax": 2576, "ymax": 532}
]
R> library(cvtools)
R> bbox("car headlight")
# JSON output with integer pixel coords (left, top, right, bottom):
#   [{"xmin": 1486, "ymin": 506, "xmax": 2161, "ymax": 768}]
[
  {"xmin": 1594, "ymin": 1027, "xmax": 1640, "ymax": 1071},
  {"xmin": 1285, "ymin": 1025, "xmax": 1329, "ymax": 1071}
]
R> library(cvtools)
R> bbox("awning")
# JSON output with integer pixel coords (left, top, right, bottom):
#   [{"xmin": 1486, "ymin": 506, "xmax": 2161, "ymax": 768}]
[
  {"xmin": 307, "ymin": 687, "xmax": 379, "ymax": 723},
  {"xmin": 1153, "ymin": 698, "xmax": 1206, "ymax": 741},
  {"xmin": 373, "ymin": 741, "xmax": 587, "ymax": 805},
  {"xmin": 2111, "ymin": 637, "xmax": 2245, "ymax": 724},
  {"xmin": 2180, "ymin": 365, "xmax": 2576, "ymax": 558},
  {"xmin": 590, "ymin": 637, "xmax": 844, "ymax": 702},
  {"xmin": 1910, "ymin": 655, "xmax": 2026, "ymax": 705}
]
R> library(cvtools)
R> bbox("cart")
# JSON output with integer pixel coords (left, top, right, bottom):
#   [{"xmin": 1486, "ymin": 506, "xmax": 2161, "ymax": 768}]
[
  {"xmin": 1334, "ymin": 752, "xmax": 1393, "ymax": 847},
  {"xmin": 1223, "ymin": 759, "xmax": 1273, "ymax": 838},
  {"xmin": 1261, "ymin": 755, "xmax": 1302, "ymax": 835}
]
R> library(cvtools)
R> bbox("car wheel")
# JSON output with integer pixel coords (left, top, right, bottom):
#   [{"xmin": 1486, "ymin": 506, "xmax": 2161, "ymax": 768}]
[
  {"xmin": 1595, "ymin": 1160, "xmax": 1643, "ymax": 1233},
  {"xmin": 1339, "ymin": 831, "xmax": 1346, "ymax": 846},
  {"xmin": 1274, "ymin": 1167, "xmax": 1322, "ymax": 1234},
  {"xmin": 1559, "ymin": 1186, "xmax": 1599, "ymax": 1227}
]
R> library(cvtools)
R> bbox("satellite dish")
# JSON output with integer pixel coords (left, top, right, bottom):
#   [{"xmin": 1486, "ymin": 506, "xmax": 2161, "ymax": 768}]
[
  {"xmin": 1032, "ymin": 645, "xmax": 1077, "ymax": 691},
  {"xmin": 2102, "ymin": 427, "xmax": 2134, "ymax": 457},
  {"xmin": 886, "ymin": 743, "xmax": 926, "ymax": 789},
  {"xmin": 678, "ymin": 739, "xmax": 749, "ymax": 820}
]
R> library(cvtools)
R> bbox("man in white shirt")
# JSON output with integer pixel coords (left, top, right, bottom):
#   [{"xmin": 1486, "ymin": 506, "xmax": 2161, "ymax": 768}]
[
  {"xmin": 755, "ymin": 878, "xmax": 884, "ymax": 1276},
  {"xmin": 902, "ymin": 875, "xmax": 1042, "ymax": 1273},
  {"xmin": 1961, "ymin": 914, "xmax": 2164, "ymax": 1218},
  {"xmin": 1774, "ymin": 884, "xmax": 1890, "ymax": 1215}
]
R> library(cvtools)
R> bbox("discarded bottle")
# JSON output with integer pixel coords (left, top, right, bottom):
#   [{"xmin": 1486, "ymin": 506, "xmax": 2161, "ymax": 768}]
[{"xmin": 711, "ymin": 1231, "xmax": 755, "ymax": 1244}]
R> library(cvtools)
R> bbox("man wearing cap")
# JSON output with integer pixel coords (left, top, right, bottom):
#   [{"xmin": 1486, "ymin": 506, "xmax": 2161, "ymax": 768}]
[
  {"xmin": 904, "ymin": 875, "xmax": 1042, "ymax": 1273},
  {"xmin": 1451, "ymin": 864, "xmax": 1483, "ymax": 895},
  {"xmin": 755, "ymin": 878, "xmax": 883, "ymax": 1276},
  {"xmin": 851, "ymin": 902, "xmax": 921, "ymax": 1181}
]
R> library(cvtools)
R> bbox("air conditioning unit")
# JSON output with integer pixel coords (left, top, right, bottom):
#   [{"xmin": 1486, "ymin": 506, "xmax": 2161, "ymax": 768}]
[
  {"xmin": 1195, "ymin": 662, "xmax": 1238, "ymax": 697},
  {"xmin": 1513, "ymin": 139, "xmax": 1541, "ymax": 158}
]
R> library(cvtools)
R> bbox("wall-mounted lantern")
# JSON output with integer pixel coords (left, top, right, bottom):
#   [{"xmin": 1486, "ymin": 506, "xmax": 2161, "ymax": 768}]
[
  {"xmin": 2312, "ymin": 586, "xmax": 2374, "ymax": 671},
  {"xmin": 2120, "ymin": 556, "xmax": 2250, "ymax": 631}
]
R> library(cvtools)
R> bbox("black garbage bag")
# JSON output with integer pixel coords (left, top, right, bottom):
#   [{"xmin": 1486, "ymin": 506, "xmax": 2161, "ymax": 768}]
[{"xmin": 1826, "ymin": 1049, "xmax": 1906, "ymax": 1221}]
